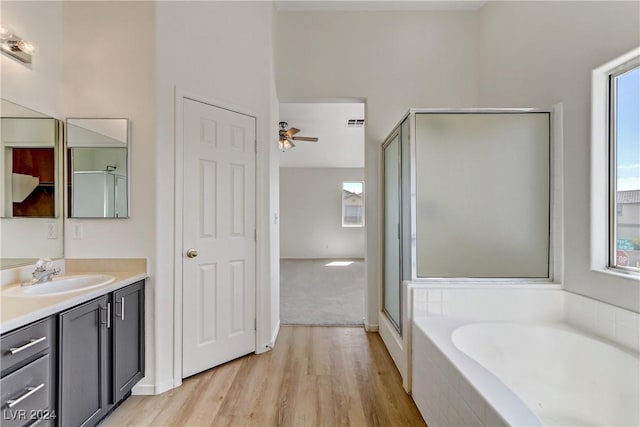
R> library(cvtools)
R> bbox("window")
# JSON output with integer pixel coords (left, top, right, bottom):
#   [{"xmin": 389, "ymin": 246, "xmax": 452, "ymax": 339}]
[
  {"xmin": 592, "ymin": 48, "xmax": 640, "ymax": 276},
  {"xmin": 342, "ymin": 181, "xmax": 364, "ymax": 227},
  {"xmin": 610, "ymin": 61, "xmax": 640, "ymax": 271}
]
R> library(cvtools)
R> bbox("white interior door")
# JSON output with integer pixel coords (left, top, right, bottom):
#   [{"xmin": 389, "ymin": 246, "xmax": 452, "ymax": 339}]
[{"xmin": 182, "ymin": 98, "xmax": 256, "ymax": 378}]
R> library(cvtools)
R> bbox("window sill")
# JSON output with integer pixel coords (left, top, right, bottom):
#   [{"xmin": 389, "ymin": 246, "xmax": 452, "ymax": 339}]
[{"xmin": 591, "ymin": 267, "xmax": 640, "ymax": 281}]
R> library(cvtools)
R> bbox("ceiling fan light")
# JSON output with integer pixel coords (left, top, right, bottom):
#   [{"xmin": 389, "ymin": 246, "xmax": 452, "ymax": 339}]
[{"xmin": 278, "ymin": 138, "xmax": 294, "ymax": 151}]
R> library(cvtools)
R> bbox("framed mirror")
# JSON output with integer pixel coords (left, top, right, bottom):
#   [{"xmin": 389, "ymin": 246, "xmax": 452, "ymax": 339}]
[
  {"xmin": 1, "ymin": 99, "xmax": 63, "ymax": 268},
  {"xmin": 66, "ymin": 118, "xmax": 129, "ymax": 218}
]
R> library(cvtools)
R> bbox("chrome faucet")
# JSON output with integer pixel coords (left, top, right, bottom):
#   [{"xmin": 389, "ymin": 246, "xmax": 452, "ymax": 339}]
[{"xmin": 21, "ymin": 259, "xmax": 61, "ymax": 287}]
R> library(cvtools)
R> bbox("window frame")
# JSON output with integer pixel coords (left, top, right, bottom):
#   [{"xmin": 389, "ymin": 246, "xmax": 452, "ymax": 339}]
[
  {"xmin": 591, "ymin": 47, "xmax": 640, "ymax": 277},
  {"xmin": 609, "ymin": 59, "xmax": 640, "ymax": 272},
  {"xmin": 341, "ymin": 181, "xmax": 365, "ymax": 228}
]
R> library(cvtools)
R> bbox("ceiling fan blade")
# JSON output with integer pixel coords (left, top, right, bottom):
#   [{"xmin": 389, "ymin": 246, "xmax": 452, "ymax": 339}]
[
  {"xmin": 284, "ymin": 127, "xmax": 300, "ymax": 137},
  {"xmin": 288, "ymin": 138, "xmax": 296, "ymax": 148},
  {"xmin": 291, "ymin": 136, "xmax": 319, "ymax": 142}
]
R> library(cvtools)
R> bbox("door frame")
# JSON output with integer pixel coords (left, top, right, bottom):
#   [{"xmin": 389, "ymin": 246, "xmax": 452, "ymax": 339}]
[
  {"xmin": 173, "ymin": 88, "xmax": 264, "ymax": 388},
  {"xmin": 278, "ymin": 97, "xmax": 369, "ymax": 329}
]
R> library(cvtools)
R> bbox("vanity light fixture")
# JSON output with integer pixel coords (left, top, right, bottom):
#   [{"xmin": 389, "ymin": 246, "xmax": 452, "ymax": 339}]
[{"xmin": 0, "ymin": 25, "xmax": 36, "ymax": 64}]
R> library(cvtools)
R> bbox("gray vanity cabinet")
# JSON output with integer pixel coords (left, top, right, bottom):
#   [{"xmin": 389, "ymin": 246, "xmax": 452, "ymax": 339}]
[
  {"xmin": 58, "ymin": 296, "xmax": 110, "ymax": 427},
  {"xmin": 112, "ymin": 281, "xmax": 144, "ymax": 403},
  {"xmin": 58, "ymin": 281, "xmax": 145, "ymax": 426}
]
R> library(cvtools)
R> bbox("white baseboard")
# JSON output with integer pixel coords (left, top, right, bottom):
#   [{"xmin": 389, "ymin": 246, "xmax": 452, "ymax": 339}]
[
  {"xmin": 269, "ymin": 320, "xmax": 280, "ymax": 348},
  {"xmin": 154, "ymin": 378, "xmax": 177, "ymax": 395},
  {"xmin": 131, "ymin": 383, "xmax": 156, "ymax": 395},
  {"xmin": 364, "ymin": 323, "xmax": 379, "ymax": 332},
  {"xmin": 256, "ymin": 320, "xmax": 280, "ymax": 354}
]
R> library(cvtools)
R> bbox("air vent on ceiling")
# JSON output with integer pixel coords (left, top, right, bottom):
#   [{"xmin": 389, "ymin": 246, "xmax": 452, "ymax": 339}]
[{"xmin": 346, "ymin": 119, "xmax": 365, "ymax": 128}]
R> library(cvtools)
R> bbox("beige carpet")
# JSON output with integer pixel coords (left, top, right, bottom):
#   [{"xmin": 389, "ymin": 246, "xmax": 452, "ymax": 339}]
[{"xmin": 280, "ymin": 258, "xmax": 365, "ymax": 325}]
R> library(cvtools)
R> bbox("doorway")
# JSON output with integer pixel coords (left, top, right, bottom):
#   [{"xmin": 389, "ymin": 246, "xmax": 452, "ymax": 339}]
[{"xmin": 278, "ymin": 100, "xmax": 366, "ymax": 326}]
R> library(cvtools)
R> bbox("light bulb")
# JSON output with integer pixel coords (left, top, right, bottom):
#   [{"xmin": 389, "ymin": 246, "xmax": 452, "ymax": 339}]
[{"xmin": 17, "ymin": 40, "xmax": 36, "ymax": 54}]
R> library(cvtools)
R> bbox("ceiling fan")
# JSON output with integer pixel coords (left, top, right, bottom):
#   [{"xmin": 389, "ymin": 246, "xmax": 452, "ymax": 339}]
[{"xmin": 278, "ymin": 121, "xmax": 319, "ymax": 151}]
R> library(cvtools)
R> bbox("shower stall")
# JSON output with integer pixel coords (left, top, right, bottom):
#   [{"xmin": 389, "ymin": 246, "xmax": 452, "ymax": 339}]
[
  {"xmin": 72, "ymin": 170, "xmax": 127, "ymax": 218},
  {"xmin": 382, "ymin": 110, "xmax": 552, "ymax": 333}
]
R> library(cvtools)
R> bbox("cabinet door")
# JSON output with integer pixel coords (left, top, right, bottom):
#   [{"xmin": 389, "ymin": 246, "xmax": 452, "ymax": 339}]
[
  {"xmin": 58, "ymin": 296, "xmax": 109, "ymax": 427},
  {"xmin": 112, "ymin": 281, "xmax": 144, "ymax": 402}
]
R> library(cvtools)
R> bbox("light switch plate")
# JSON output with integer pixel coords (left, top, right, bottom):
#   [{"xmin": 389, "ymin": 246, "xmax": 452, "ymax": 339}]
[
  {"xmin": 46, "ymin": 222, "xmax": 58, "ymax": 239},
  {"xmin": 72, "ymin": 223, "xmax": 83, "ymax": 240}
]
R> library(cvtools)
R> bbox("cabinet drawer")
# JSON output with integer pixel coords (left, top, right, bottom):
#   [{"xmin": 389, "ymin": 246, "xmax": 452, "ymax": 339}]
[
  {"xmin": 1, "ymin": 319, "xmax": 51, "ymax": 373},
  {"xmin": 0, "ymin": 354, "xmax": 51, "ymax": 427}
]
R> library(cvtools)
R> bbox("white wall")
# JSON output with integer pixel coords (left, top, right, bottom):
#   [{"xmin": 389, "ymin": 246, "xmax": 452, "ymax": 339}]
[
  {"xmin": 0, "ymin": 2, "xmax": 64, "ymax": 264},
  {"xmin": 280, "ymin": 167, "xmax": 365, "ymax": 259},
  {"xmin": 478, "ymin": 1, "xmax": 640, "ymax": 312},
  {"xmin": 0, "ymin": 2, "xmax": 62, "ymax": 118},
  {"xmin": 276, "ymin": 11, "xmax": 480, "ymax": 326},
  {"xmin": 60, "ymin": 0, "xmax": 157, "ymax": 391},
  {"xmin": 61, "ymin": 1, "xmax": 155, "ymax": 257},
  {"xmin": 155, "ymin": 1, "xmax": 279, "ymax": 392}
]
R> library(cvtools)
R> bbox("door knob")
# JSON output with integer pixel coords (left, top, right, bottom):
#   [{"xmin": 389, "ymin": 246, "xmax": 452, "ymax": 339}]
[{"xmin": 186, "ymin": 248, "xmax": 198, "ymax": 258}]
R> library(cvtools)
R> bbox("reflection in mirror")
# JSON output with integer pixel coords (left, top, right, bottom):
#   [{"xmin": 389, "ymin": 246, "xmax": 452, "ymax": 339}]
[
  {"xmin": 0, "ymin": 99, "xmax": 63, "ymax": 269},
  {"xmin": 67, "ymin": 118, "xmax": 129, "ymax": 218}
]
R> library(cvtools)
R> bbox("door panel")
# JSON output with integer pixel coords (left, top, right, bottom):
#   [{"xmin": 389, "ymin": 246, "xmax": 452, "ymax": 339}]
[
  {"xmin": 182, "ymin": 99, "xmax": 256, "ymax": 378},
  {"xmin": 200, "ymin": 160, "xmax": 217, "ymax": 238},
  {"xmin": 198, "ymin": 263, "xmax": 217, "ymax": 344}
]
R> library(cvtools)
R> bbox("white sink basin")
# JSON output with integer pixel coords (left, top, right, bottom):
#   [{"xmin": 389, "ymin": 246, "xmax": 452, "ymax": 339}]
[{"xmin": 2, "ymin": 274, "xmax": 115, "ymax": 297}]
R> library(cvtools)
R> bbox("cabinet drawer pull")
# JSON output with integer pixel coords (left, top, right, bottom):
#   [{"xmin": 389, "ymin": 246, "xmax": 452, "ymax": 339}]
[
  {"xmin": 121, "ymin": 297, "xmax": 125, "ymax": 321},
  {"xmin": 100, "ymin": 304, "xmax": 111, "ymax": 329},
  {"xmin": 9, "ymin": 337, "xmax": 47, "ymax": 355},
  {"xmin": 6, "ymin": 383, "xmax": 45, "ymax": 408}
]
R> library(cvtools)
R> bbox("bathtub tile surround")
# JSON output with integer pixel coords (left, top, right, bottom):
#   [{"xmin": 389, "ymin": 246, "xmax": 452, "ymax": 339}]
[
  {"xmin": 409, "ymin": 286, "xmax": 640, "ymax": 426},
  {"xmin": 413, "ymin": 287, "xmax": 564, "ymax": 322},
  {"xmin": 413, "ymin": 287, "xmax": 639, "ymax": 352},
  {"xmin": 413, "ymin": 327, "xmax": 506, "ymax": 427},
  {"xmin": 564, "ymin": 292, "xmax": 640, "ymax": 352}
]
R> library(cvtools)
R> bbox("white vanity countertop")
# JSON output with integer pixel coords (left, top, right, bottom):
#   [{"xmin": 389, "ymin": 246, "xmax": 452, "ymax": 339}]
[{"xmin": 1, "ymin": 262, "xmax": 147, "ymax": 334}]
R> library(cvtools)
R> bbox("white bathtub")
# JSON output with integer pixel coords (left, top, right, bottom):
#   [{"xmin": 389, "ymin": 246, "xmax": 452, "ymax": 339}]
[{"xmin": 410, "ymin": 288, "xmax": 640, "ymax": 427}]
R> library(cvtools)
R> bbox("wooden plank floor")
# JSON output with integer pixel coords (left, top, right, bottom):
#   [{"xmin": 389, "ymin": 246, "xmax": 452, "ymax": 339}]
[{"xmin": 102, "ymin": 326, "xmax": 426, "ymax": 427}]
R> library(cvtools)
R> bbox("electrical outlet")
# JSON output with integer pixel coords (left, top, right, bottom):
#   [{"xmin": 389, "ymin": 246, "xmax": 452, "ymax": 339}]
[
  {"xmin": 72, "ymin": 223, "xmax": 83, "ymax": 240},
  {"xmin": 46, "ymin": 222, "xmax": 58, "ymax": 239}
]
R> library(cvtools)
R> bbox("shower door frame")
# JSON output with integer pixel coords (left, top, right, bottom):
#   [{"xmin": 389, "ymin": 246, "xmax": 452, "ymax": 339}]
[{"xmin": 381, "ymin": 128, "xmax": 403, "ymax": 334}]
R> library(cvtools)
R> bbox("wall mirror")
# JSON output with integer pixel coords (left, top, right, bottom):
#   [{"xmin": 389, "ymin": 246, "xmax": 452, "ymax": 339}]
[
  {"xmin": 66, "ymin": 118, "xmax": 129, "ymax": 218},
  {"xmin": 1, "ymin": 98, "xmax": 63, "ymax": 268}
]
